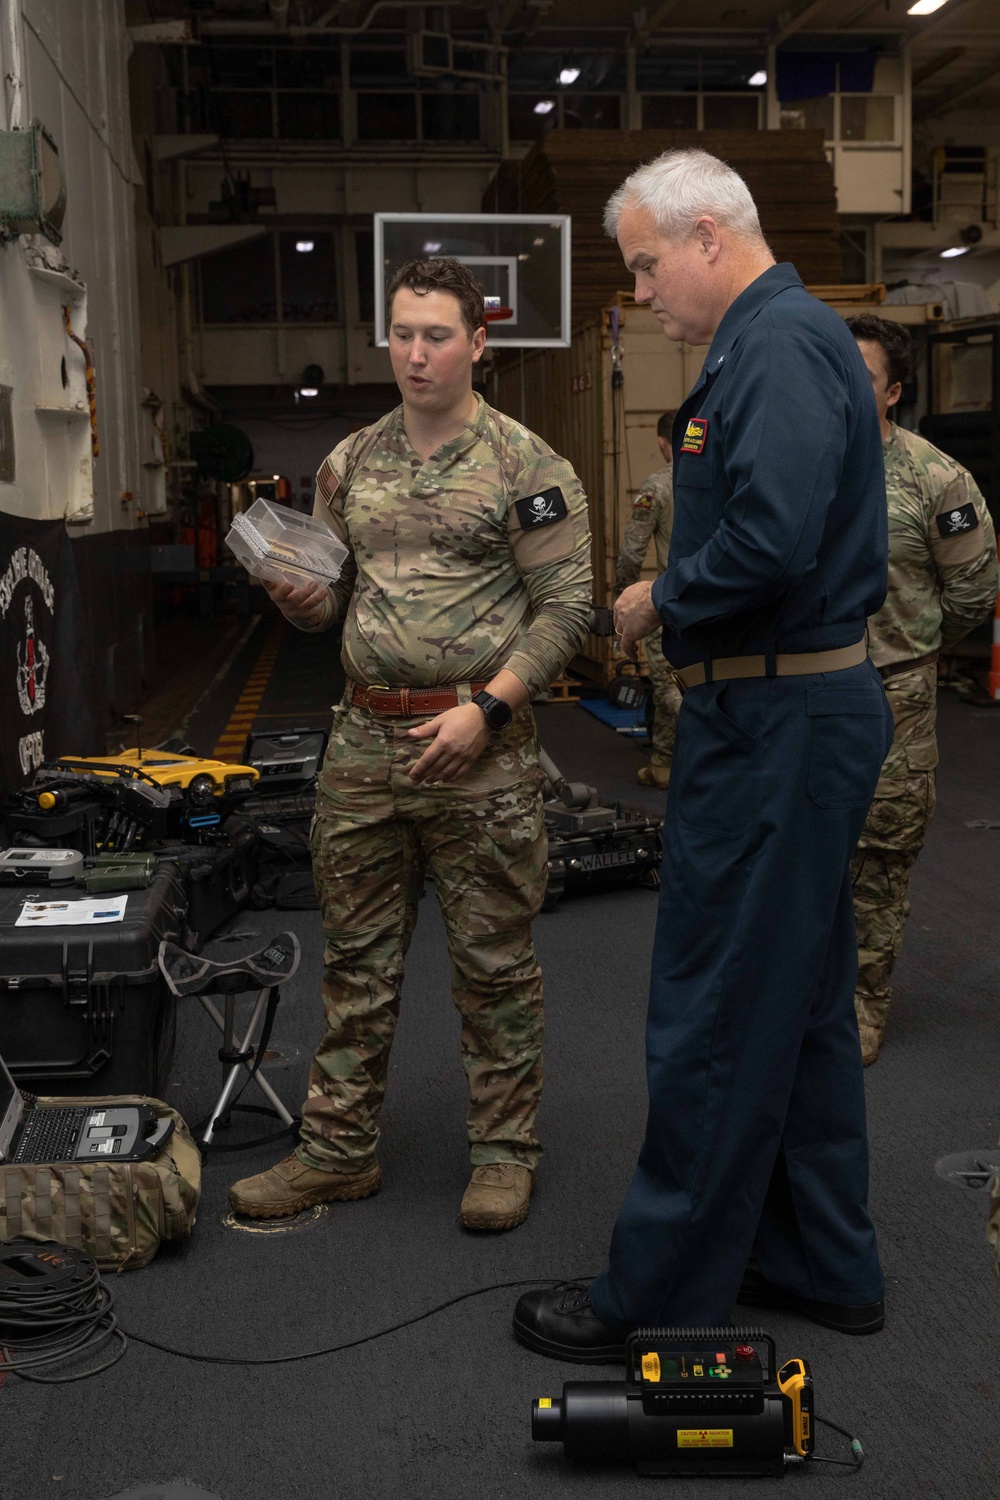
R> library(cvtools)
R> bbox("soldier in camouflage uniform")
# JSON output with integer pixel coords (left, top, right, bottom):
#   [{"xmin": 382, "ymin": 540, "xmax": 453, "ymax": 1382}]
[
  {"xmin": 848, "ymin": 317, "xmax": 998, "ymax": 1066},
  {"xmin": 230, "ymin": 258, "xmax": 592, "ymax": 1230},
  {"xmin": 615, "ymin": 411, "xmax": 682, "ymax": 787}
]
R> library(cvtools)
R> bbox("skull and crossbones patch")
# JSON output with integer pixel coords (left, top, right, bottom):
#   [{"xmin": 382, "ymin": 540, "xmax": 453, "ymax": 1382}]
[
  {"xmin": 936, "ymin": 502, "xmax": 978, "ymax": 538},
  {"xmin": 515, "ymin": 486, "xmax": 568, "ymax": 529}
]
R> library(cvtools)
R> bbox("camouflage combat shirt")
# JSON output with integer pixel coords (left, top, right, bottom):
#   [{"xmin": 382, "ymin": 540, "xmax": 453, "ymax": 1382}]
[
  {"xmin": 615, "ymin": 463, "xmax": 674, "ymax": 592},
  {"xmin": 867, "ymin": 423, "xmax": 998, "ymax": 669},
  {"xmin": 307, "ymin": 394, "xmax": 592, "ymax": 696}
]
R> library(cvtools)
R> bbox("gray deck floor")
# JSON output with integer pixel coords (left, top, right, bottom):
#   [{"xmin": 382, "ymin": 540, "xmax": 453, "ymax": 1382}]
[{"xmin": 5, "ymin": 638, "xmax": 999, "ymax": 1500}]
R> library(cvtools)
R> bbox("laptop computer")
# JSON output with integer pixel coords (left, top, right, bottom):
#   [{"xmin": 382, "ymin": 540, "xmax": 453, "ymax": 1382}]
[{"xmin": 0, "ymin": 1051, "xmax": 173, "ymax": 1165}]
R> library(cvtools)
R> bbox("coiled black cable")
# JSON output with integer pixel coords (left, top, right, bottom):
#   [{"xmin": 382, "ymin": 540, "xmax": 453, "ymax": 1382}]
[
  {"xmin": 0, "ymin": 1242, "xmax": 866, "ymax": 1471},
  {"xmin": 0, "ymin": 1246, "xmax": 126, "ymax": 1384}
]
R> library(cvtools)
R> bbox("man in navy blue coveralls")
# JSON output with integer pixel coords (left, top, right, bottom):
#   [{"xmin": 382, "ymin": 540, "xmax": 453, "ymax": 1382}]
[{"xmin": 514, "ymin": 149, "xmax": 895, "ymax": 1360}]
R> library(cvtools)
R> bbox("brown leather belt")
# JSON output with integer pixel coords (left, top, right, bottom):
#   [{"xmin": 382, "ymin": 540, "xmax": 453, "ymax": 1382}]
[
  {"xmin": 348, "ymin": 679, "xmax": 489, "ymax": 717},
  {"xmin": 671, "ymin": 639, "xmax": 868, "ymax": 693},
  {"xmin": 877, "ymin": 650, "xmax": 938, "ymax": 681}
]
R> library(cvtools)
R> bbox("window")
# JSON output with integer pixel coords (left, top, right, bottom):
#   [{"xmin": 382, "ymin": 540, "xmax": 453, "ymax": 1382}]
[
  {"xmin": 642, "ymin": 95, "xmax": 697, "ymax": 129},
  {"xmin": 207, "ymin": 45, "xmax": 273, "ymax": 89},
  {"xmin": 703, "ymin": 94, "xmax": 760, "ymax": 130},
  {"xmin": 508, "ymin": 95, "xmax": 558, "ymax": 142},
  {"xmin": 636, "ymin": 56, "xmax": 702, "ymax": 91},
  {"xmin": 508, "ymin": 93, "xmax": 620, "ymax": 141},
  {"xmin": 356, "ymin": 92, "xmax": 418, "ymax": 140},
  {"xmin": 349, "ymin": 48, "xmax": 409, "ymax": 85},
  {"xmin": 199, "ymin": 233, "xmax": 340, "ymax": 325},
  {"xmin": 780, "ymin": 96, "xmax": 834, "ymax": 136},
  {"xmin": 184, "ymin": 41, "xmax": 345, "ymax": 141},
  {"xmin": 422, "ymin": 93, "xmax": 480, "ymax": 142},
  {"xmin": 562, "ymin": 94, "xmax": 621, "ymax": 129},
  {"xmin": 278, "ymin": 232, "xmax": 338, "ymax": 322},
  {"xmin": 274, "ymin": 42, "xmax": 339, "ymax": 89},
  {"xmin": 840, "ymin": 95, "xmax": 895, "ymax": 142},
  {"xmin": 211, "ymin": 91, "xmax": 273, "ymax": 139},
  {"xmin": 200, "ymin": 237, "xmax": 276, "ymax": 324},
  {"xmin": 278, "ymin": 92, "xmax": 340, "ymax": 140},
  {"xmin": 356, "ymin": 230, "xmax": 375, "ymax": 322}
]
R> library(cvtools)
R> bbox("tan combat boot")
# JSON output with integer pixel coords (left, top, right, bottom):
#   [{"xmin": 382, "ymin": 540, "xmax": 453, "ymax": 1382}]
[
  {"xmin": 859, "ymin": 1024, "xmax": 883, "ymax": 1067},
  {"xmin": 460, "ymin": 1163, "xmax": 532, "ymax": 1232},
  {"xmin": 228, "ymin": 1153, "xmax": 381, "ymax": 1219},
  {"xmin": 637, "ymin": 763, "xmax": 671, "ymax": 789}
]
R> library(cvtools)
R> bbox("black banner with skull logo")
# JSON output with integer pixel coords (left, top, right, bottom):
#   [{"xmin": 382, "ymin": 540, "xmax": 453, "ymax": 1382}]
[{"xmin": 0, "ymin": 512, "xmax": 99, "ymax": 796}]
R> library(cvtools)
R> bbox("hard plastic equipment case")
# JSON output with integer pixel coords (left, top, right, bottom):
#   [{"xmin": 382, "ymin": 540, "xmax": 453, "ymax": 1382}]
[
  {"xmin": 171, "ymin": 815, "xmax": 259, "ymax": 946},
  {"xmin": 241, "ymin": 787, "xmax": 318, "ymax": 910},
  {"xmin": 0, "ymin": 862, "xmax": 186, "ymax": 1096}
]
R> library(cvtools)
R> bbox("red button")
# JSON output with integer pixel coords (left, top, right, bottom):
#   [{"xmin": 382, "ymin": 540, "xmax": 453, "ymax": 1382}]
[{"xmin": 735, "ymin": 1345, "xmax": 755, "ymax": 1361}]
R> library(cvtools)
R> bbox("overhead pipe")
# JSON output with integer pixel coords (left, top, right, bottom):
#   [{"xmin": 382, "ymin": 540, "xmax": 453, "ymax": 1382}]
[
  {"xmin": 200, "ymin": 0, "xmax": 467, "ymax": 36},
  {"xmin": 4, "ymin": 0, "xmax": 25, "ymax": 129}
]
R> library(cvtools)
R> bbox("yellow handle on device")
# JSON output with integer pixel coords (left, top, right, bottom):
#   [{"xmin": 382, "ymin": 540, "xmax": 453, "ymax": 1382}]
[{"xmin": 777, "ymin": 1358, "xmax": 814, "ymax": 1458}]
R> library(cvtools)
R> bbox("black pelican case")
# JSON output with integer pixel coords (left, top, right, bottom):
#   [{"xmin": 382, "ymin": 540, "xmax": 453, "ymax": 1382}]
[{"xmin": 0, "ymin": 861, "xmax": 186, "ymax": 1095}]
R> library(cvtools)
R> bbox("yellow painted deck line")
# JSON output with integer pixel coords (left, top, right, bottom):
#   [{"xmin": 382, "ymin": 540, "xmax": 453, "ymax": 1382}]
[{"xmin": 212, "ymin": 616, "xmax": 284, "ymax": 760}]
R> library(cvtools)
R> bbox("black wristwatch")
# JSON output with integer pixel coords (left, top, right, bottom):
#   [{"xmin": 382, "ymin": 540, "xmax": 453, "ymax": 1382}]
[{"xmin": 472, "ymin": 690, "xmax": 514, "ymax": 732}]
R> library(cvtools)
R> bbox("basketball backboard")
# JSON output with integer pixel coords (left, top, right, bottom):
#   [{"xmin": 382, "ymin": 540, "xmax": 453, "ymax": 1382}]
[{"xmin": 373, "ymin": 213, "xmax": 571, "ymax": 348}]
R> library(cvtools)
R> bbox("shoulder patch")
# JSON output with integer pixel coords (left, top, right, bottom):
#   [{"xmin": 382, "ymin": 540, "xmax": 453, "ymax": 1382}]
[
  {"xmin": 936, "ymin": 502, "xmax": 979, "ymax": 538},
  {"xmin": 315, "ymin": 459, "xmax": 341, "ymax": 509},
  {"xmin": 680, "ymin": 418, "xmax": 708, "ymax": 455},
  {"xmin": 633, "ymin": 493, "xmax": 654, "ymax": 511},
  {"xmin": 514, "ymin": 486, "xmax": 568, "ymax": 530}
]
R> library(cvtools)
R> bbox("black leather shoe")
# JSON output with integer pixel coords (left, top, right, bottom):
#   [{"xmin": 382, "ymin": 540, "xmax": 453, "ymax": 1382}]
[
  {"xmin": 736, "ymin": 1264, "xmax": 884, "ymax": 1335},
  {"xmin": 512, "ymin": 1282, "xmax": 627, "ymax": 1363}
]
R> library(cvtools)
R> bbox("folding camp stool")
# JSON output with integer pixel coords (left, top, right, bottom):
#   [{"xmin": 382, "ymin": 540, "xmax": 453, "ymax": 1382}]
[{"xmin": 157, "ymin": 932, "xmax": 300, "ymax": 1149}]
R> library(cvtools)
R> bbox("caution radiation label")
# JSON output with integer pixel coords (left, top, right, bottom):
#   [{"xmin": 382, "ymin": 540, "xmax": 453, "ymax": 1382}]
[{"xmin": 677, "ymin": 1429, "xmax": 734, "ymax": 1449}]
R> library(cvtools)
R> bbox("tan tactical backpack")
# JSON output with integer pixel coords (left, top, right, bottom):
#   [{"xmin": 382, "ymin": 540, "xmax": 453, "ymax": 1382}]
[{"xmin": 0, "ymin": 1095, "xmax": 201, "ymax": 1270}]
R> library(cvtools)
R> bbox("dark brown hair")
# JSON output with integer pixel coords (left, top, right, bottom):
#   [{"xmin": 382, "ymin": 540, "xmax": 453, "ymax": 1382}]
[
  {"xmin": 845, "ymin": 314, "xmax": 914, "ymax": 389},
  {"xmin": 385, "ymin": 257, "xmax": 485, "ymax": 337},
  {"xmin": 657, "ymin": 410, "xmax": 677, "ymax": 439}
]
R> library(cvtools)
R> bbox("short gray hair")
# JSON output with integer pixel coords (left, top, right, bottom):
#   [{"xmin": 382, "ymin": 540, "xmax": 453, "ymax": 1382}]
[{"xmin": 604, "ymin": 148, "xmax": 765, "ymax": 244}]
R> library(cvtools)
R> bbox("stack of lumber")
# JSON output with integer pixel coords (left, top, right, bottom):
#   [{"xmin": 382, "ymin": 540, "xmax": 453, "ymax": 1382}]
[{"xmin": 483, "ymin": 130, "xmax": 842, "ymax": 332}]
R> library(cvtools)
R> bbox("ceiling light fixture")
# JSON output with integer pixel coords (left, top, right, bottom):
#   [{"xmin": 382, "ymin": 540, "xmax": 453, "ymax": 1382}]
[
  {"xmin": 298, "ymin": 387, "xmax": 320, "ymax": 398},
  {"xmin": 295, "ymin": 239, "xmax": 315, "ymax": 253},
  {"xmin": 558, "ymin": 68, "xmax": 580, "ymax": 85},
  {"xmin": 534, "ymin": 100, "xmax": 555, "ymax": 115},
  {"xmin": 748, "ymin": 70, "xmax": 767, "ymax": 87},
  {"xmin": 907, "ymin": 0, "xmax": 948, "ymax": 14},
  {"xmin": 939, "ymin": 245, "xmax": 970, "ymax": 258}
]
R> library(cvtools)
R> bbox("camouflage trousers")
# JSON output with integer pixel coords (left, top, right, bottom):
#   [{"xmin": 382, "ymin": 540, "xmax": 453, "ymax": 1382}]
[
  {"xmin": 851, "ymin": 661, "xmax": 938, "ymax": 1033},
  {"xmin": 299, "ymin": 698, "xmax": 547, "ymax": 1175},
  {"xmin": 644, "ymin": 627, "xmax": 683, "ymax": 765}
]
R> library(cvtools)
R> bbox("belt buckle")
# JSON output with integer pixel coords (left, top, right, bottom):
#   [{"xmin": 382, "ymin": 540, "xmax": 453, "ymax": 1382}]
[
  {"xmin": 363, "ymin": 683, "xmax": 391, "ymax": 713},
  {"xmin": 667, "ymin": 666, "xmax": 688, "ymax": 698}
]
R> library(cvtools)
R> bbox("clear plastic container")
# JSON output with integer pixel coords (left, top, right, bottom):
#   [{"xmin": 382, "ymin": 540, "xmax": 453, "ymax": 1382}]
[{"xmin": 225, "ymin": 498, "xmax": 348, "ymax": 589}]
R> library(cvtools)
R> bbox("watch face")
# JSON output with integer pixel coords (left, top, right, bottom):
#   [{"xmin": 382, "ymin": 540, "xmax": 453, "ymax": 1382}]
[{"xmin": 476, "ymin": 692, "xmax": 512, "ymax": 729}]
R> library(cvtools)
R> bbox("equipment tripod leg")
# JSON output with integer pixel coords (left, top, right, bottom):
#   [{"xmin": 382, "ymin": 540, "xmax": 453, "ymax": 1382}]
[{"xmin": 198, "ymin": 989, "xmax": 296, "ymax": 1146}]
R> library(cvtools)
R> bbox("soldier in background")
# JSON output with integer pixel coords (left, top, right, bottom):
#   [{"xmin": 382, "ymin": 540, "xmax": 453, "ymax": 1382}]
[
  {"xmin": 847, "ymin": 315, "xmax": 998, "ymax": 1066},
  {"xmin": 614, "ymin": 411, "xmax": 682, "ymax": 787},
  {"xmin": 230, "ymin": 258, "xmax": 592, "ymax": 1230}
]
